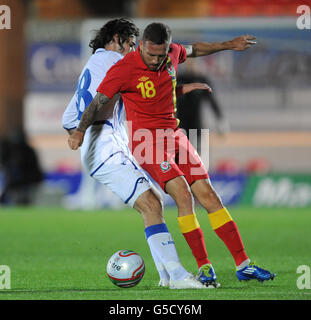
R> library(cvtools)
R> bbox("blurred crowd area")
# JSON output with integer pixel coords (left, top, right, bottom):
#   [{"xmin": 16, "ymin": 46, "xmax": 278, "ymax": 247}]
[{"xmin": 0, "ymin": 0, "xmax": 311, "ymax": 207}]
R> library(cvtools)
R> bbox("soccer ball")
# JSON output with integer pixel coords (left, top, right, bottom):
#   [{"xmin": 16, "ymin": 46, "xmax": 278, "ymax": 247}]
[{"xmin": 106, "ymin": 249, "xmax": 145, "ymax": 288}]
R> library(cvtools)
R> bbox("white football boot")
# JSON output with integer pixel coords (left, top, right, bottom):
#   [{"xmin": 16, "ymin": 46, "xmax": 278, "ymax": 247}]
[
  {"xmin": 169, "ymin": 274, "xmax": 209, "ymax": 289},
  {"xmin": 158, "ymin": 278, "xmax": 170, "ymax": 287}
]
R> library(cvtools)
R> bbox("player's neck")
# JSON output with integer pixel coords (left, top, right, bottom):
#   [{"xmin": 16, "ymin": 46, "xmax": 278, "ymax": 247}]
[{"xmin": 105, "ymin": 42, "xmax": 123, "ymax": 55}]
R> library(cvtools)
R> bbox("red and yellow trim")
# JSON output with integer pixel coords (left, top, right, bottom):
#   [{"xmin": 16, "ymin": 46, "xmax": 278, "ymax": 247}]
[
  {"xmin": 208, "ymin": 207, "xmax": 233, "ymax": 230},
  {"xmin": 166, "ymin": 57, "xmax": 180, "ymax": 127}
]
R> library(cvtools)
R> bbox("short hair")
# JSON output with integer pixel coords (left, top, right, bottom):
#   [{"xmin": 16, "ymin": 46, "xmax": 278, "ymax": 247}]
[
  {"xmin": 89, "ymin": 18, "xmax": 139, "ymax": 54},
  {"xmin": 142, "ymin": 23, "xmax": 172, "ymax": 45}
]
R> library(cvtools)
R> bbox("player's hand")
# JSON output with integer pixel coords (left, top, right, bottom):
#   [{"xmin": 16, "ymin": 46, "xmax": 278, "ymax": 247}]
[
  {"xmin": 229, "ymin": 34, "xmax": 256, "ymax": 51},
  {"xmin": 68, "ymin": 130, "xmax": 84, "ymax": 150},
  {"xmin": 180, "ymin": 83, "xmax": 212, "ymax": 95}
]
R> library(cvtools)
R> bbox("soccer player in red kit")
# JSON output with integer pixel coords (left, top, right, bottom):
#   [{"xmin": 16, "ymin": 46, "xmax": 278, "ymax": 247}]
[{"xmin": 69, "ymin": 23, "xmax": 276, "ymax": 286}]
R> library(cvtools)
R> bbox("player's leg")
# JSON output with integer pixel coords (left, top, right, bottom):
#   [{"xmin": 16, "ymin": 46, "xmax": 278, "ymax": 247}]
[
  {"xmin": 133, "ymin": 187, "xmax": 164, "ymax": 227},
  {"xmin": 174, "ymin": 129, "xmax": 248, "ymax": 269},
  {"xmin": 132, "ymin": 188, "xmax": 168, "ymax": 285},
  {"xmin": 159, "ymin": 129, "xmax": 219, "ymax": 286},
  {"xmin": 191, "ymin": 178, "xmax": 249, "ymax": 267},
  {"xmin": 93, "ymin": 156, "xmax": 205, "ymax": 289},
  {"xmin": 132, "ymin": 129, "xmax": 218, "ymax": 287},
  {"xmin": 191, "ymin": 178, "xmax": 276, "ymax": 282},
  {"xmin": 165, "ymin": 176, "xmax": 218, "ymax": 287},
  {"xmin": 133, "ymin": 183, "xmax": 206, "ymax": 289}
]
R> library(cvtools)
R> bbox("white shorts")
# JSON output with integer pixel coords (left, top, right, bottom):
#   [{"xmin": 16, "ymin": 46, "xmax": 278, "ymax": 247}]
[{"xmin": 89, "ymin": 150, "xmax": 152, "ymax": 208}]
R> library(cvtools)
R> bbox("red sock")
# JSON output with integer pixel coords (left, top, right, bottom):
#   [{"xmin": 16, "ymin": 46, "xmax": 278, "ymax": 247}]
[
  {"xmin": 214, "ymin": 221, "xmax": 248, "ymax": 266},
  {"xmin": 209, "ymin": 208, "xmax": 248, "ymax": 266},
  {"xmin": 178, "ymin": 214, "xmax": 210, "ymax": 268},
  {"xmin": 183, "ymin": 228, "xmax": 211, "ymax": 268}
]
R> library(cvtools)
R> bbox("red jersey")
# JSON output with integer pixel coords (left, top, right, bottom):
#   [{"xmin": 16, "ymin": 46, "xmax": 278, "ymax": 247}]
[{"xmin": 97, "ymin": 43, "xmax": 187, "ymax": 132}]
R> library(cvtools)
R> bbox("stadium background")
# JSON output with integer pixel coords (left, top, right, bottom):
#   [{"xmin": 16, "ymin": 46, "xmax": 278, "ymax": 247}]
[
  {"xmin": 0, "ymin": 0, "xmax": 310, "ymax": 210},
  {"xmin": 0, "ymin": 0, "xmax": 311, "ymax": 301}
]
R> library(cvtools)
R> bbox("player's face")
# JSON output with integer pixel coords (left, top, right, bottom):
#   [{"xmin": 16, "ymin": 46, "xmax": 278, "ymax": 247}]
[
  {"xmin": 139, "ymin": 40, "xmax": 169, "ymax": 71},
  {"xmin": 121, "ymin": 36, "xmax": 136, "ymax": 56}
]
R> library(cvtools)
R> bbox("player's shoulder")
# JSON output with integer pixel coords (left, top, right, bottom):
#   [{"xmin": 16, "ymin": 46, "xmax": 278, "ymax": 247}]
[
  {"xmin": 169, "ymin": 42, "xmax": 185, "ymax": 53},
  {"xmin": 110, "ymin": 50, "xmax": 136, "ymax": 70},
  {"xmin": 93, "ymin": 48, "xmax": 123, "ymax": 59},
  {"xmin": 169, "ymin": 43, "xmax": 187, "ymax": 63},
  {"xmin": 117, "ymin": 50, "xmax": 136, "ymax": 64},
  {"xmin": 90, "ymin": 48, "xmax": 123, "ymax": 66}
]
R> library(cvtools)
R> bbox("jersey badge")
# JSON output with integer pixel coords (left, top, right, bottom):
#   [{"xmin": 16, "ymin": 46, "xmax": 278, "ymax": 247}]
[{"xmin": 160, "ymin": 161, "xmax": 172, "ymax": 173}]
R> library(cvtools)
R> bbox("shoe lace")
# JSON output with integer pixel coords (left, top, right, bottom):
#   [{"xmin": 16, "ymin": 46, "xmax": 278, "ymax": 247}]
[{"xmin": 248, "ymin": 261, "xmax": 270, "ymax": 276}]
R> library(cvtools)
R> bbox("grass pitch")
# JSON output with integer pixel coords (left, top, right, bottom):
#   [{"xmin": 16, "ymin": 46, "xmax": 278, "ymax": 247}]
[{"xmin": 0, "ymin": 205, "xmax": 310, "ymax": 300}]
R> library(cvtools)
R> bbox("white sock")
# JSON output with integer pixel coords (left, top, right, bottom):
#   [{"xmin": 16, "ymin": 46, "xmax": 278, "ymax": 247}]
[
  {"xmin": 145, "ymin": 225, "xmax": 189, "ymax": 281},
  {"xmin": 149, "ymin": 246, "xmax": 170, "ymax": 282},
  {"xmin": 236, "ymin": 258, "xmax": 251, "ymax": 270}
]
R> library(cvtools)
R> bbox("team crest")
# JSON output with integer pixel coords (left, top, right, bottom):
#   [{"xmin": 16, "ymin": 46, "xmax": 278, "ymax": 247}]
[{"xmin": 160, "ymin": 161, "xmax": 171, "ymax": 173}]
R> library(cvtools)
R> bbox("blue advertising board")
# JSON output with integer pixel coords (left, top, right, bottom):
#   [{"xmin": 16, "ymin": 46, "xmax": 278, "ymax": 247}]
[{"xmin": 27, "ymin": 42, "xmax": 81, "ymax": 92}]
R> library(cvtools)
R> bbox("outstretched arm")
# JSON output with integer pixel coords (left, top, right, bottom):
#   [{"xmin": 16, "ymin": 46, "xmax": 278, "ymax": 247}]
[
  {"xmin": 68, "ymin": 92, "xmax": 110, "ymax": 150},
  {"xmin": 185, "ymin": 34, "xmax": 256, "ymax": 57}
]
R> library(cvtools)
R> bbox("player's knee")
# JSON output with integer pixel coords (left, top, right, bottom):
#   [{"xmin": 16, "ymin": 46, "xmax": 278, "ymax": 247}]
[
  {"xmin": 198, "ymin": 187, "xmax": 222, "ymax": 212},
  {"xmin": 171, "ymin": 186, "xmax": 194, "ymax": 211},
  {"xmin": 165, "ymin": 177, "xmax": 193, "ymax": 208},
  {"xmin": 134, "ymin": 189, "xmax": 163, "ymax": 218},
  {"xmin": 177, "ymin": 189, "xmax": 193, "ymax": 207}
]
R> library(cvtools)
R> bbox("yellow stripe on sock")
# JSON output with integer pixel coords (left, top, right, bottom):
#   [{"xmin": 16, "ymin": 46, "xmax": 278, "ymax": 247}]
[
  {"xmin": 208, "ymin": 207, "xmax": 233, "ymax": 230},
  {"xmin": 178, "ymin": 213, "xmax": 200, "ymax": 234}
]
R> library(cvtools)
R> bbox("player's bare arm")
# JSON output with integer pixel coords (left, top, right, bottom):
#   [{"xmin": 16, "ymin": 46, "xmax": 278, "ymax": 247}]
[
  {"xmin": 185, "ymin": 34, "xmax": 256, "ymax": 57},
  {"xmin": 68, "ymin": 92, "xmax": 110, "ymax": 150},
  {"xmin": 176, "ymin": 83, "xmax": 212, "ymax": 96}
]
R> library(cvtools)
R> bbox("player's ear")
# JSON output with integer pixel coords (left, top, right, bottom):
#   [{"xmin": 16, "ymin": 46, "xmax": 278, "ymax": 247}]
[
  {"xmin": 139, "ymin": 40, "xmax": 143, "ymax": 49},
  {"xmin": 112, "ymin": 34, "xmax": 119, "ymax": 44}
]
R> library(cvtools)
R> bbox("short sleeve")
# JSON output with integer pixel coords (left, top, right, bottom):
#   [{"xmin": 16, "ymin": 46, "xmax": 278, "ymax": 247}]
[
  {"xmin": 178, "ymin": 44, "xmax": 187, "ymax": 64},
  {"xmin": 169, "ymin": 43, "xmax": 187, "ymax": 65}
]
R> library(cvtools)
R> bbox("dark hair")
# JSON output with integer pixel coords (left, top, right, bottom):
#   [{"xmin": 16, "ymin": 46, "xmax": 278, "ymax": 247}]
[
  {"xmin": 142, "ymin": 23, "xmax": 172, "ymax": 45},
  {"xmin": 89, "ymin": 18, "xmax": 139, "ymax": 54}
]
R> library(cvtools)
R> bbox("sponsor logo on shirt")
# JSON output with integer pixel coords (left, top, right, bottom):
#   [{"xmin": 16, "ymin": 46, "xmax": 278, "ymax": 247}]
[{"xmin": 138, "ymin": 76, "xmax": 149, "ymax": 82}]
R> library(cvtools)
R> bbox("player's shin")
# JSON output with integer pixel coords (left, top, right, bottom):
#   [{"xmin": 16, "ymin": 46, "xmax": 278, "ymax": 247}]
[
  {"xmin": 177, "ymin": 213, "xmax": 211, "ymax": 268},
  {"xmin": 208, "ymin": 207, "xmax": 249, "ymax": 267},
  {"xmin": 149, "ymin": 246, "xmax": 170, "ymax": 284},
  {"xmin": 145, "ymin": 223, "xmax": 189, "ymax": 281}
]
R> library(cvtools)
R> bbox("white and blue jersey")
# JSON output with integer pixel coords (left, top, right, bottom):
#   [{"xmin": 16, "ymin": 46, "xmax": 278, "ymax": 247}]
[{"xmin": 62, "ymin": 48, "xmax": 151, "ymax": 207}]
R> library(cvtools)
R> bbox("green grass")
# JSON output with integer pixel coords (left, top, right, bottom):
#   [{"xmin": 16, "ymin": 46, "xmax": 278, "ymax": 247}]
[{"xmin": 0, "ymin": 206, "xmax": 311, "ymax": 300}]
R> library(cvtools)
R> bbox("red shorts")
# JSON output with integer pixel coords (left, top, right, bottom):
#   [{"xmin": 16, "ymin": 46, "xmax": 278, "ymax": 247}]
[{"xmin": 131, "ymin": 128, "xmax": 209, "ymax": 191}]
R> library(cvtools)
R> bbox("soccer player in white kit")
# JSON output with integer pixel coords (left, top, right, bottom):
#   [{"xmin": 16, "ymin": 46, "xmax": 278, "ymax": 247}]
[{"xmin": 62, "ymin": 19, "xmax": 207, "ymax": 289}]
